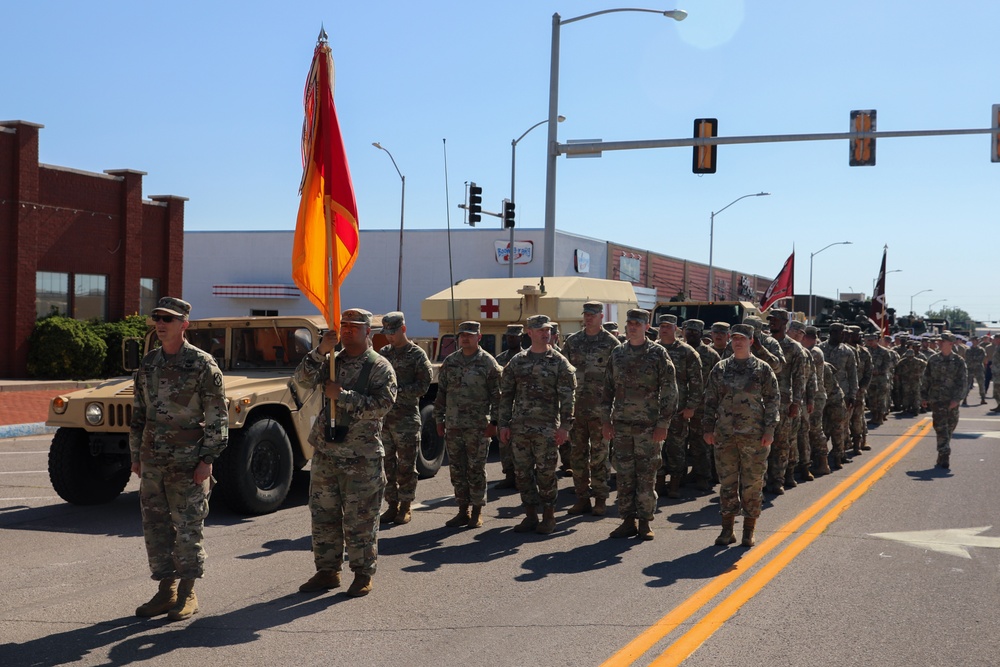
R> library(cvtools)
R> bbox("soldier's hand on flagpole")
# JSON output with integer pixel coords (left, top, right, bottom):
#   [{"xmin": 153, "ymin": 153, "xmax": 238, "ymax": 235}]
[
  {"xmin": 323, "ymin": 380, "xmax": 342, "ymax": 400},
  {"xmin": 318, "ymin": 329, "xmax": 339, "ymax": 355}
]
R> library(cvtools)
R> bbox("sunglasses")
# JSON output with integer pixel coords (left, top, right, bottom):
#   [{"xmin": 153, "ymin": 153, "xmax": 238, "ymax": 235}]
[{"xmin": 151, "ymin": 314, "xmax": 178, "ymax": 323}]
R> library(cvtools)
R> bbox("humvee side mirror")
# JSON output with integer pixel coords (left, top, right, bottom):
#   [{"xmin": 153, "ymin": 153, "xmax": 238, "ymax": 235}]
[{"xmin": 123, "ymin": 338, "xmax": 142, "ymax": 373}]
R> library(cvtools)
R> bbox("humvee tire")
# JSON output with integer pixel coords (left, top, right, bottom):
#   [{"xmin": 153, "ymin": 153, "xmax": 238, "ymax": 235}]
[
  {"xmin": 416, "ymin": 404, "xmax": 445, "ymax": 478},
  {"xmin": 48, "ymin": 427, "xmax": 131, "ymax": 505},
  {"xmin": 217, "ymin": 417, "xmax": 294, "ymax": 515}
]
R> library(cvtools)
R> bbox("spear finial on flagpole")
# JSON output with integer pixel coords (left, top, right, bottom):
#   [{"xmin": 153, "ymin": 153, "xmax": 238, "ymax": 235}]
[{"xmin": 317, "ymin": 25, "xmax": 328, "ymax": 45}]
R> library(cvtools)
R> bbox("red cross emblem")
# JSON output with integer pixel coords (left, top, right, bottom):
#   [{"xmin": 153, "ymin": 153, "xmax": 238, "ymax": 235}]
[{"xmin": 480, "ymin": 299, "xmax": 500, "ymax": 319}]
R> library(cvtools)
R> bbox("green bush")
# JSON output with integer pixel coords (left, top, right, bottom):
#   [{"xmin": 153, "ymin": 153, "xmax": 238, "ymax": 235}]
[
  {"xmin": 27, "ymin": 316, "xmax": 108, "ymax": 380},
  {"xmin": 92, "ymin": 315, "xmax": 149, "ymax": 377}
]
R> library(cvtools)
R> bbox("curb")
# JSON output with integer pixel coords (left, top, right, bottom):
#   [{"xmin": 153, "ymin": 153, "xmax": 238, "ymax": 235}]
[{"xmin": 0, "ymin": 423, "xmax": 58, "ymax": 440}]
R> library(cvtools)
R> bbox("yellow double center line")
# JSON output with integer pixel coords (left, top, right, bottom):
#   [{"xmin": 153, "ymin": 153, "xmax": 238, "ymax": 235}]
[{"xmin": 602, "ymin": 418, "xmax": 933, "ymax": 667}]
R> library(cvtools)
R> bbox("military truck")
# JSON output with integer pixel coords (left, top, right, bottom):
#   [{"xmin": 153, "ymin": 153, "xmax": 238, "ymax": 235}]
[
  {"xmin": 46, "ymin": 315, "xmax": 330, "ymax": 515},
  {"xmin": 421, "ymin": 276, "xmax": 640, "ymax": 361},
  {"xmin": 651, "ymin": 300, "xmax": 762, "ymax": 329}
]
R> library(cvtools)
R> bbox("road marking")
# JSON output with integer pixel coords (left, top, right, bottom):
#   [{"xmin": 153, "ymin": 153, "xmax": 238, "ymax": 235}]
[
  {"xmin": 869, "ymin": 526, "xmax": 1000, "ymax": 559},
  {"xmin": 601, "ymin": 418, "xmax": 932, "ymax": 667}
]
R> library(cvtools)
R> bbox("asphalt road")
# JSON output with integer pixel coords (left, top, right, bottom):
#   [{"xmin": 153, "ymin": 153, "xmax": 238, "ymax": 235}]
[{"xmin": 2, "ymin": 406, "xmax": 998, "ymax": 667}]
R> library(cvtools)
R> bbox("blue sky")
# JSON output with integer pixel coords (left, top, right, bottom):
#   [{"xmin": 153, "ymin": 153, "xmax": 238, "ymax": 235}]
[{"xmin": 4, "ymin": 1, "xmax": 998, "ymax": 322}]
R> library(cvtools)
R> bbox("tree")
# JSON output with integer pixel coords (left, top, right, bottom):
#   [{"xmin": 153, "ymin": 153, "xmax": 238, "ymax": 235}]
[{"xmin": 925, "ymin": 306, "xmax": 973, "ymax": 331}]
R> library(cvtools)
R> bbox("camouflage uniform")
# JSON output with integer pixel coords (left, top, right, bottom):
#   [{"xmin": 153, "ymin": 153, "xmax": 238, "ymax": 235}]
[
  {"xmin": 601, "ymin": 337, "xmax": 677, "ymax": 522},
  {"xmin": 964, "ymin": 343, "xmax": 987, "ymax": 404},
  {"xmin": 794, "ymin": 340, "xmax": 817, "ymax": 474},
  {"xmin": 820, "ymin": 359, "xmax": 849, "ymax": 465},
  {"xmin": 499, "ymin": 334, "xmax": 576, "ymax": 512},
  {"xmin": 896, "ymin": 349, "xmax": 927, "ymax": 414},
  {"xmin": 920, "ymin": 339, "xmax": 967, "ymax": 465},
  {"xmin": 131, "ymin": 330, "xmax": 229, "ymax": 582},
  {"xmin": 851, "ymin": 338, "xmax": 873, "ymax": 449},
  {"xmin": 993, "ymin": 342, "xmax": 1000, "ymax": 409},
  {"xmin": 686, "ymin": 321, "xmax": 721, "ymax": 486},
  {"xmin": 378, "ymin": 324, "xmax": 432, "ymax": 508},
  {"xmin": 866, "ymin": 339, "xmax": 893, "ymax": 424},
  {"xmin": 702, "ymin": 340, "xmax": 779, "ymax": 519},
  {"xmin": 494, "ymin": 325, "xmax": 524, "ymax": 481},
  {"xmin": 294, "ymin": 318, "xmax": 397, "ymax": 578},
  {"xmin": 766, "ymin": 316, "xmax": 806, "ymax": 491},
  {"xmin": 819, "ymin": 327, "xmax": 858, "ymax": 458},
  {"xmin": 434, "ymin": 336, "xmax": 502, "ymax": 509},
  {"xmin": 805, "ymin": 347, "xmax": 829, "ymax": 467},
  {"xmin": 561, "ymin": 320, "xmax": 621, "ymax": 504},
  {"xmin": 657, "ymin": 316, "xmax": 703, "ymax": 489}
]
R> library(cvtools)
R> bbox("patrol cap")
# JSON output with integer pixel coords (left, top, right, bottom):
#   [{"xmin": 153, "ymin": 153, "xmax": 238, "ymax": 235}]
[
  {"xmin": 626, "ymin": 308, "xmax": 650, "ymax": 324},
  {"xmin": 767, "ymin": 308, "xmax": 789, "ymax": 322},
  {"xmin": 582, "ymin": 301, "xmax": 604, "ymax": 315},
  {"xmin": 526, "ymin": 314, "xmax": 553, "ymax": 330},
  {"xmin": 458, "ymin": 321, "xmax": 481, "ymax": 335},
  {"xmin": 602, "ymin": 322, "xmax": 619, "ymax": 332},
  {"xmin": 743, "ymin": 316, "xmax": 764, "ymax": 330},
  {"xmin": 939, "ymin": 331, "xmax": 956, "ymax": 342},
  {"xmin": 504, "ymin": 324, "xmax": 524, "ymax": 336},
  {"xmin": 341, "ymin": 308, "xmax": 373, "ymax": 326},
  {"xmin": 683, "ymin": 318, "xmax": 705, "ymax": 333},
  {"xmin": 381, "ymin": 311, "xmax": 405, "ymax": 335},
  {"xmin": 804, "ymin": 325, "xmax": 819, "ymax": 337},
  {"xmin": 847, "ymin": 325, "xmax": 862, "ymax": 333},
  {"xmin": 864, "ymin": 332, "xmax": 879, "ymax": 340},
  {"xmin": 152, "ymin": 296, "xmax": 191, "ymax": 319},
  {"xmin": 731, "ymin": 324, "xmax": 754, "ymax": 338},
  {"xmin": 710, "ymin": 322, "xmax": 731, "ymax": 334},
  {"xmin": 788, "ymin": 320, "xmax": 806, "ymax": 332},
  {"xmin": 828, "ymin": 322, "xmax": 846, "ymax": 333},
  {"xmin": 550, "ymin": 322, "xmax": 560, "ymax": 333},
  {"xmin": 657, "ymin": 314, "xmax": 678, "ymax": 326}
]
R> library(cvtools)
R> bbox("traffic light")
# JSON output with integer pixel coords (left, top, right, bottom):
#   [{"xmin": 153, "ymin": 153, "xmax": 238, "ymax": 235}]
[
  {"xmin": 468, "ymin": 183, "xmax": 482, "ymax": 225},
  {"xmin": 692, "ymin": 118, "xmax": 718, "ymax": 174},
  {"xmin": 502, "ymin": 199, "xmax": 515, "ymax": 228},
  {"xmin": 992, "ymin": 104, "xmax": 1000, "ymax": 163},
  {"xmin": 849, "ymin": 110, "xmax": 877, "ymax": 166}
]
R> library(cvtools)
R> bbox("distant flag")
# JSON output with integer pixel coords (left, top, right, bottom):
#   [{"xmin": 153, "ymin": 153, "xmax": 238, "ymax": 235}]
[
  {"xmin": 869, "ymin": 246, "xmax": 889, "ymax": 335},
  {"xmin": 291, "ymin": 28, "xmax": 359, "ymax": 328},
  {"xmin": 761, "ymin": 251, "xmax": 795, "ymax": 311}
]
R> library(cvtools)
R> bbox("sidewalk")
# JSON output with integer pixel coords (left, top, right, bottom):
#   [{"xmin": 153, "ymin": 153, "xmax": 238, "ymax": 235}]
[{"xmin": 0, "ymin": 380, "xmax": 100, "ymax": 439}]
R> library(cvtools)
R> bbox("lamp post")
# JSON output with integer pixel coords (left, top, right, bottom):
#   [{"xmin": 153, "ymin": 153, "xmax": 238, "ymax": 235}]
[
  {"xmin": 928, "ymin": 298, "xmax": 947, "ymax": 312},
  {"xmin": 808, "ymin": 241, "xmax": 852, "ymax": 324},
  {"xmin": 909, "ymin": 288, "xmax": 932, "ymax": 315},
  {"xmin": 372, "ymin": 142, "xmax": 405, "ymax": 311},
  {"xmin": 707, "ymin": 192, "xmax": 770, "ymax": 299},
  {"xmin": 543, "ymin": 7, "xmax": 687, "ymax": 277},
  {"xmin": 874, "ymin": 268, "xmax": 902, "ymax": 293},
  {"xmin": 511, "ymin": 115, "xmax": 564, "ymax": 278}
]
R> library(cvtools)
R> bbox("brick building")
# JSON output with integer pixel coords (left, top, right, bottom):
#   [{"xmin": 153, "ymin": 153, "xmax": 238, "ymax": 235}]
[{"xmin": 0, "ymin": 120, "xmax": 185, "ymax": 378}]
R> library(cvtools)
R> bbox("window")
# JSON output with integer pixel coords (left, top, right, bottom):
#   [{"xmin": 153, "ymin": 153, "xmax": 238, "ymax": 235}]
[
  {"xmin": 74, "ymin": 274, "xmax": 107, "ymax": 321},
  {"xmin": 139, "ymin": 278, "xmax": 159, "ymax": 316},
  {"xmin": 251, "ymin": 309, "xmax": 278, "ymax": 317},
  {"xmin": 36, "ymin": 272, "xmax": 69, "ymax": 318}
]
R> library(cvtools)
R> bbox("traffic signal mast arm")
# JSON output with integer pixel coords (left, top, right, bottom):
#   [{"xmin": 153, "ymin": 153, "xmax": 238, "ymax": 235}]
[{"xmin": 457, "ymin": 203, "xmax": 503, "ymax": 219}]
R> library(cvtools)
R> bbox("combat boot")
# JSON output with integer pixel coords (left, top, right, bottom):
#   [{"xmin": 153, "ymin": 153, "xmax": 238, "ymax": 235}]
[
  {"xmin": 346, "ymin": 572, "xmax": 373, "ymax": 597},
  {"xmin": 135, "ymin": 578, "xmax": 177, "ymax": 617},
  {"xmin": 380, "ymin": 502, "xmax": 399, "ymax": 525},
  {"xmin": 535, "ymin": 507, "xmax": 557, "ymax": 535},
  {"xmin": 798, "ymin": 464, "xmax": 814, "ymax": 482},
  {"xmin": 860, "ymin": 437, "xmax": 871, "ymax": 451},
  {"xmin": 496, "ymin": 471, "xmax": 517, "ymax": 490},
  {"xmin": 814, "ymin": 456, "xmax": 831, "ymax": 476},
  {"xmin": 445, "ymin": 504, "xmax": 470, "ymax": 528},
  {"xmin": 394, "ymin": 501, "xmax": 412, "ymax": 525},
  {"xmin": 514, "ymin": 505, "xmax": 539, "ymax": 533},
  {"xmin": 167, "ymin": 579, "xmax": 198, "ymax": 621},
  {"xmin": 695, "ymin": 476, "xmax": 715, "ymax": 492},
  {"xmin": 299, "ymin": 569, "xmax": 341, "ymax": 593},
  {"xmin": 851, "ymin": 436, "xmax": 862, "ymax": 456},
  {"xmin": 467, "ymin": 505, "xmax": 483, "ymax": 528},
  {"xmin": 783, "ymin": 469, "xmax": 797, "ymax": 489},
  {"xmin": 962, "ymin": 400, "xmax": 969, "ymax": 407},
  {"xmin": 936, "ymin": 453, "xmax": 950, "ymax": 470},
  {"xmin": 715, "ymin": 514, "xmax": 737, "ymax": 546},
  {"xmin": 592, "ymin": 497, "xmax": 607, "ymax": 516},
  {"xmin": 666, "ymin": 475, "xmax": 682, "ymax": 499},
  {"xmin": 566, "ymin": 497, "xmax": 592, "ymax": 516},
  {"xmin": 609, "ymin": 517, "xmax": 638, "ymax": 539},
  {"xmin": 655, "ymin": 472, "xmax": 667, "ymax": 495},
  {"xmin": 741, "ymin": 517, "xmax": 757, "ymax": 548},
  {"xmin": 637, "ymin": 519, "xmax": 654, "ymax": 541}
]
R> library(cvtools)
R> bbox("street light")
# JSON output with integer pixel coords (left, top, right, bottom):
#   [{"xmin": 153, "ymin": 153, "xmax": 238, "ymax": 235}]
[
  {"xmin": 542, "ymin": 7, "xmax": 688, "ymax": 277},
  {"xmin": 372, "ymin": 142, "xmax": 405, "ymax": 311},
  {"xmin": 910, "ymin": 288, "xmax": 932, "ymax": 315},
  {"xmin": 808, "ymin": 241, "xmax": 853, "ymax": 324},
  {"xmin": 928, "ymin": 298, "xmax": 947, "ymax": 311},
  {"xmin": 874, "ymin": 268, "xmax": 902, "ymax": 292},
  {"xmin": 707, "ymin": 192, "xmax": 770, "ymax": 299},
  {"xmin": 510, "ymin": 115, "xmax": 565, "ymax": 278}
]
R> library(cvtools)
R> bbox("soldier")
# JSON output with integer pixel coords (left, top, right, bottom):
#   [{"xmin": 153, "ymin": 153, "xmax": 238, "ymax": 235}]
[
  {"xmin": 603, "ymin": 321, "xmax": 625, "ymax": 343},
  {"xmin": 683, "ymin": 319, "xmax": 721, "ymax": 490},
  {"xmin": 819, "ymin": 323, "xmax": 859, "ymax": 468},
  {"xmin": 710, "ymin": 321, "xmax": 731, "ymax": 358},
  {"xmin": 377, "ymin": 312, "xmax": 432, "ymax": 526},
  {"xmin": 964, "ymin": 336, "xmax": 988, "ymax": 406},
  {"xmin": 434, "ymin": 321, "xmax": 502, "ymax": 528},
  {"xmin": 787, "ymin": 319, "xmax": 817, "ymax": 482},
  {"xmin": 561, "ymin": 301, "xmax": 621, "ymax": 517},
  {"xmin": 494, "ymin": 324, "xmax": 525, "ymax": 489},
  {"xmin": 602, "ymin": 309, "xmax": 677, "ymax": 541},
  {"xmin": 499, "ymin": 314, "xmax": 577, "ymax": 535},
  {"xmin": 703, "ymin": 323, "xmax": 779, "ymax": 548},
  {"xmin": 655, "ymin": 314, "xmax": 703, "ymax": 499},
  {"xmin": 296, "ymin": 308, "xmax": 397, "ymax": 597},
  {"xmin": 991, "ymin": 333, "xmax": 1000, "ymax": 412},
  {"xmin": 816, "ymin": 344, "xmax": 849, "ymax": 471},
  {"xmin": 921, "ymin": 332, "xmax": 968, "ymax": 469},
  {"xmin": 743, "ymin": 315, "xmax": 785, "ymax": 374},
  {"xmin": 764, "ymin": 309, "xmax": 806, "ymax": 495},
  {"xmin": 896, "ymin": 343, "xmax": 928, "ymax": 415},
  {"xmin": 865, "ymin": 332, "xmax": 893, "ymax": 426},
  {"xmin": 130, "ymin": 297, "xmax": 228, "ymax": 621},
  {"xmin": 847, "ymin": 326, "xmax": 873, "ymax": 454}
]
